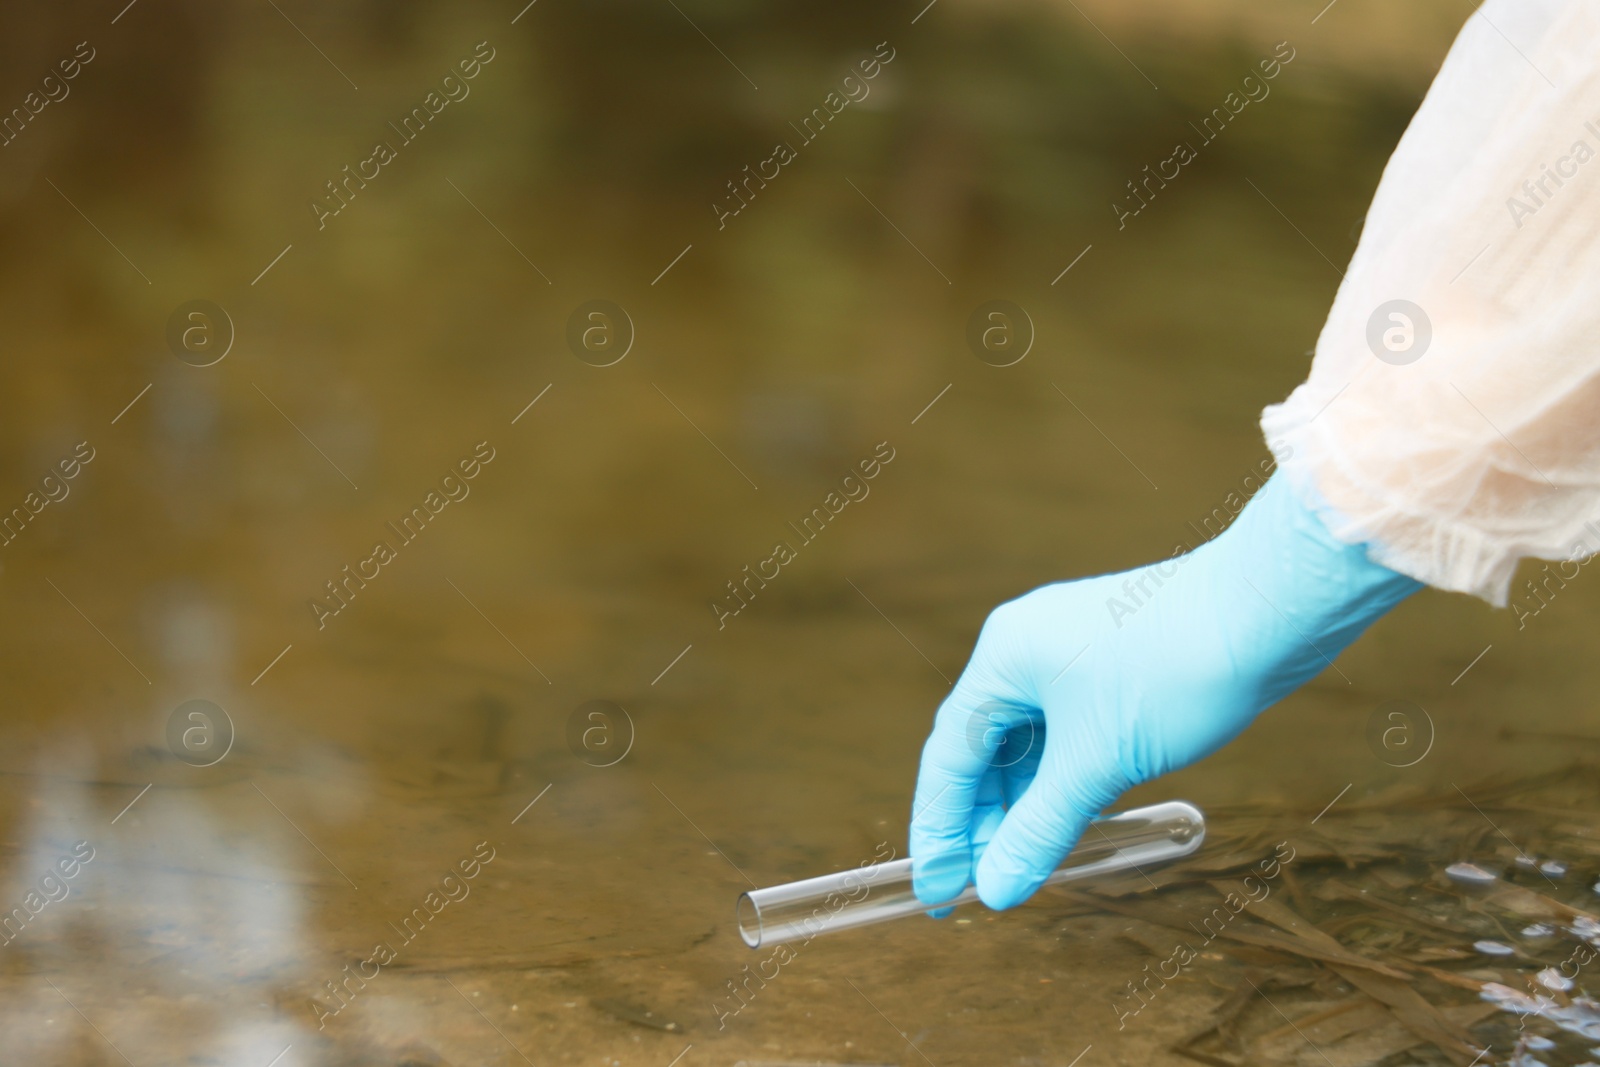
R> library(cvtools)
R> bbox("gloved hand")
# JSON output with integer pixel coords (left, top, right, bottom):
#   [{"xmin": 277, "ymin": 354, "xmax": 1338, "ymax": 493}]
[{"xmin": 910, "ymin": 472, "xmax": 1421, "ymax": 911}]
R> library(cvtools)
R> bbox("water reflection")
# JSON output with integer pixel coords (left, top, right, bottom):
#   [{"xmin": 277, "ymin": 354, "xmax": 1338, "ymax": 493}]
[{"xmin": 3, "ymin": 749, "xmax": 306, "ymax": 1064}]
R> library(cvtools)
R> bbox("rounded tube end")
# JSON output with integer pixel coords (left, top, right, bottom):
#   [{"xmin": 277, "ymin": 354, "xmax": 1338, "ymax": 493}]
[
  {"xmin": 1165, "ymin": 800, "xmax": 1206, "ymax": 849},
  {"xmin": 736, "ymin": 892, "xmax": 762, "ymax": 949}
]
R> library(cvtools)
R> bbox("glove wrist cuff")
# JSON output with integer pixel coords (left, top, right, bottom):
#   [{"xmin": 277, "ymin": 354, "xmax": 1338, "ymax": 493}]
[{"xmin": 1224, "ymin": 471, "xmax": 1421, "ymax": 650}]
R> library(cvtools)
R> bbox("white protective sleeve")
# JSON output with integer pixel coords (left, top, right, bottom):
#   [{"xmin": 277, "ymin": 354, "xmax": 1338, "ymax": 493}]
[{"xmin": 1261, "ymin": 0, "xmax": 1600, "ymax": 607}]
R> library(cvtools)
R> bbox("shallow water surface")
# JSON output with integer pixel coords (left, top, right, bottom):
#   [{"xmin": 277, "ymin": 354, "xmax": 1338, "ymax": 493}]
[{"xmin": 2, "ymin": 3, "xmax": 1598, "ymax": 1065}]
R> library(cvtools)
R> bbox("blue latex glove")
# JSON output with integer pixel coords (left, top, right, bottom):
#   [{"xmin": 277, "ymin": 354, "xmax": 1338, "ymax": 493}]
[{"xmin": 909, "ymin": 472, "xmax": 1421, "ymax": 910}]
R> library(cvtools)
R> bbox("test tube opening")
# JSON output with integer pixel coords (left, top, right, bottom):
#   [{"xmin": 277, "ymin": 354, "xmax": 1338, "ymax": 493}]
[{"xmin": 736, "ymin": 892, "xmax": 763, "ymax": 948}]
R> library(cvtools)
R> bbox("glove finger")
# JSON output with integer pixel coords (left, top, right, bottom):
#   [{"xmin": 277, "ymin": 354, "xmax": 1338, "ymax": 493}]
[
  {"xmin": 911, "ymin": 695, "xmax": 1031, "ymax": 905},
  {"xmin": 925, "ymin": 797, "xmax": 1008, "ymax": 919},
  {"xmin": 997, "ymin": 715, "xmax": 1045, "ymax": 808},
  {"xmin": 970, "ymin": 801, "xmax": 1006, "ymax": 855},
  {"xmin": 975, "ymin": 735, "xmax": 1127, "ymax": 910}
]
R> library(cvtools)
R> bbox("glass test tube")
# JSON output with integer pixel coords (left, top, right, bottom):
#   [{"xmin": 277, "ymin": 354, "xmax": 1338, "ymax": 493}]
[{"xmin": 736, "ymin": 800, "xmax": 1204, "ymax": 949}]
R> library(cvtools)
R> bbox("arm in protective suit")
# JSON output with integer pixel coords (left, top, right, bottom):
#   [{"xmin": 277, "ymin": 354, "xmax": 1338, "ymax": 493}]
[{"xmin": 912, "ymin": 0, "xmax": 1600, "ymax": 910}]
